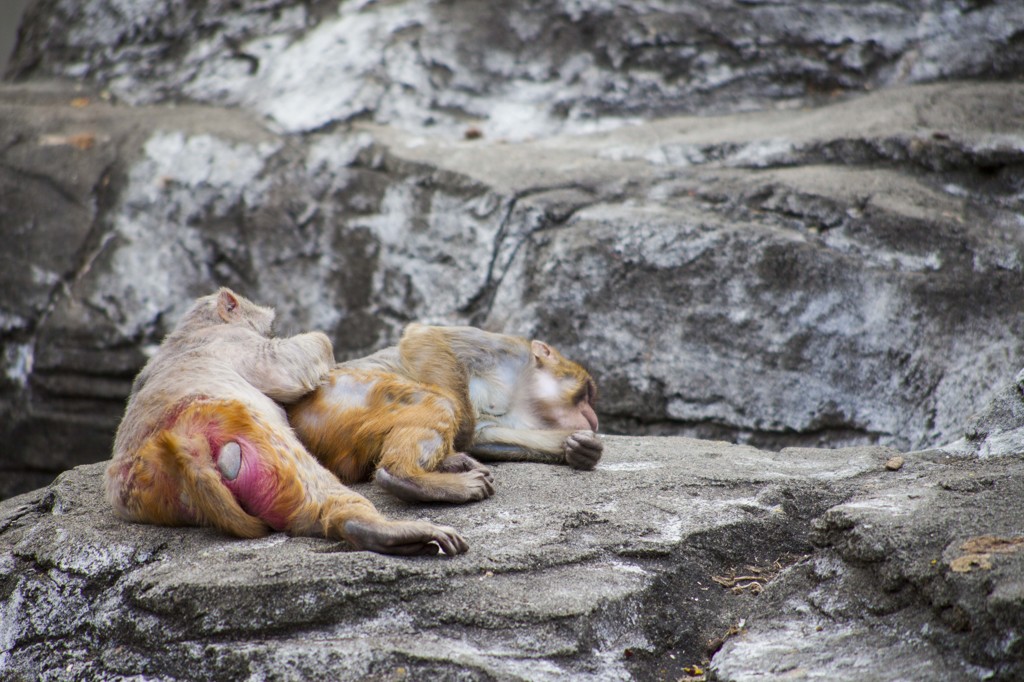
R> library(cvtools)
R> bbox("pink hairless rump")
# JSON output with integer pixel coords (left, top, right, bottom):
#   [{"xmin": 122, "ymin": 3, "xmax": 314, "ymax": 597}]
[{"xmin": 210, "ymin": 433, "xmax": 288, "ymax": 531}]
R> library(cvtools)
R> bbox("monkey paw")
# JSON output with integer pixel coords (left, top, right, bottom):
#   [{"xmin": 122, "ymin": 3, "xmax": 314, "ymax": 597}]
[
  {"xmin": 376, "ymin": 468, "xmax": 495, "ymax": 503},
  {"xmin": 458, "ymin": 469, "xmax": 496, "ymax": 501},
  {"xmin": 564, "ymin": 431, "xmax": 603, "ymax": 470},
  {"xmin": 293, "ymin": 331, "xmax": 336, "ymax": 390},
  {"xmin": 438, "ymin": 452, "xmax": 494, "ymax": 483},
  {"xmin": 344, "ymin": 518, "xmax": 469, "ymax": 556}
]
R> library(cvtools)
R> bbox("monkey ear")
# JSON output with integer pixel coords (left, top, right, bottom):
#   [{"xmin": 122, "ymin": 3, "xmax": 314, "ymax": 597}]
[
  {"xmin": 531, "ymin": 340, "xmax": 553, "ymax": 366},
  {"xmin": 217, "ymin": 289, "xmax": 240, "ymax": 322}
]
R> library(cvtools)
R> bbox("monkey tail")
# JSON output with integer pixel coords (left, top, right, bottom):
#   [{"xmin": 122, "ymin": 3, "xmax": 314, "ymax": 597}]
[{"xmin": 155, "ymin": 429, "xmax": 270, "ymax": 539}]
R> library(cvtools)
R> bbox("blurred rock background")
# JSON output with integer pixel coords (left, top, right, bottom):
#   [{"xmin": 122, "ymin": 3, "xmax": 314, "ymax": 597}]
[
  {"xmin": 0, "ymin": 1, "xmax": 31, "ymax": 73},
  {"xmin": 2, "ymin": 0, "xmax": 1023, "ymax": 498}
]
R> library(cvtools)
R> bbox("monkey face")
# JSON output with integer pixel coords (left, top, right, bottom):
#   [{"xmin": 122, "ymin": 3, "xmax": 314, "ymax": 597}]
[
  {"xmin": 531, "ymin": 369, "xmax": 599, "ymax": 432},
  {"xmin": 528, "ymin": 339, "xmax": 599, "ymax": 433}
]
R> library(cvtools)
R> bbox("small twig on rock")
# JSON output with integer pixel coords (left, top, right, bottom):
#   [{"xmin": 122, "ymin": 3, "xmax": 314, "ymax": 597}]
[{"xmin": 711, "ymin": 555, "xmax": 808, "ymax": 595}]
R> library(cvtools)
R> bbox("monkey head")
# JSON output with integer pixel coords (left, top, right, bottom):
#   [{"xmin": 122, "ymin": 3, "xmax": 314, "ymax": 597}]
[
  {"xmin": 176, "ymin": 288, "xmax": 276, "ymax": 336},
  {"xmin": 529, "ymin": 340, "xmax": 599, "ymax": 433}
]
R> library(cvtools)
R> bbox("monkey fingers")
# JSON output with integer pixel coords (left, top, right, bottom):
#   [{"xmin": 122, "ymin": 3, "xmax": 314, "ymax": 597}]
[
  {"xmin": 437, "ymin": 452, "xmax": 494, "ymax": 483},
  {"xmin": 564, "ymin": 431, "xmax": 604, "ymax": 470},
  {"xmin": 343, "ymin": 519, "xmax": 469, "ymax": 556}
]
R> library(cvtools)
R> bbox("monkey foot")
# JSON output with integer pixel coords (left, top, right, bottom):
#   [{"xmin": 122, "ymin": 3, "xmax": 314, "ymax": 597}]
[
  {"xmin": 376, "ymin": 468, "xmax": 495, "ymax": 503},
  {"xmin": 454, "ymin": 469, "xmax": 496, "ymax": 501},
  {"xmin": 438, "ymin": 452, "xmax": 494, "ymax": 483},
  {"xmin": 343, "ymin": 518, "xmax": 468, "ymax": 556}
]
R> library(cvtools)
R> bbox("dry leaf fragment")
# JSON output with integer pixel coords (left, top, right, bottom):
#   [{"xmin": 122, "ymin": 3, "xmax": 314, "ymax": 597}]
[
  {"xmin": 948, "ymin": 536, "xmax": 1023, "ymax": 573},
  {"xmin": 960, "ymin": 535, "xmax": 1024, "ymax": 554},
  {"xmin": 950, "ymin": 553, "xmax": 992, "ymax": 573},
  {"xmin": 39, "ymin": 132, "xmax": 97, "ymax": 150},
  {"xmin": 712, "ymin": 558, "xmax": 795, "ymax": 594},
  {"xmin": 67, "ymin": 133, "xmax": 96, "ymax": 150}
]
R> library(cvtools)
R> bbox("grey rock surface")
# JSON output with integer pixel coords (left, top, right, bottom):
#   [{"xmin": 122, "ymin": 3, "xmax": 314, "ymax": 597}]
[
  {"xmin": 9, "ymin": 0, "xmax": 1024, "ymax": 138},
  {"xmin": 2, "ymin": 437, "xmax": 1023, "ymax": 681},
  {"xmin": 941, "ymin": 368, "xmax": 1024, "ymax": 459}
]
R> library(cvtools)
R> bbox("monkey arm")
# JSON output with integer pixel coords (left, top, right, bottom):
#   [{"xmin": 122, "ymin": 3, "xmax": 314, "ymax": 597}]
[
  {"xmin": 238, "ymin": 332, "xmax": 335, "ymax": 403},
  {"xmin": 470, "ymin": 426, "xmax": 603, "ymax": 470}
]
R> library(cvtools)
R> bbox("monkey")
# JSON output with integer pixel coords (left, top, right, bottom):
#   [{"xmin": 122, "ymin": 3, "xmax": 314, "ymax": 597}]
[
  {"xmin": 104, "ymin": 289, "xmax": 468, "ymax": 557},
  {"xmin": 287, "ymin": 323, "xmax": 603, "ymax": 504}
]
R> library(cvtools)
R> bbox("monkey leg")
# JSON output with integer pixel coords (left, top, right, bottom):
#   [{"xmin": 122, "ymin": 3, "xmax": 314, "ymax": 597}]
[
  {"xmin": 293, "ymin": 367, "xmax": 494, "ymax": 505},
  {"xmin": 116, "ymin": 400, "xmax": 468, "ymax": 555},
  {"xmin": 470, "ymin": 426, "xmax": 603, "ymax": 470},
  {"xmin": 275, "ymin": 433, "xmax": 467, "ymax": 555},
  {"xmin": 436, "ymin": 452, "xmax": 493, "ymax": 476},
  {"xmin": 375, "ymin": 426, "xmax": 495, "ymax": 504},
  {"xmin": 330, "ymin": 516, "xmax": 468, "ymax": 557},
  {"xmin": 286, "ymin": 369, "xmax": 383, "ymax": 484}
]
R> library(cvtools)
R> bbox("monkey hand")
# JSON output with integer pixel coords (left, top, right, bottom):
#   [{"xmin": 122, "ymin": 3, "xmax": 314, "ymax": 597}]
[
  {"xmin": 343, "ymin": 518, "xmax": 469, "ymax": 556},
  {"xmin": 251, "ymin": 331, "xmax": 336, "ymax": 403},
  {"xmin": 297, "ymin": 331, "xmax": 335, "ymax": 386},
  {"xmin": 564, "ymin": 431, "xmax": 603, "ymax": 470}
]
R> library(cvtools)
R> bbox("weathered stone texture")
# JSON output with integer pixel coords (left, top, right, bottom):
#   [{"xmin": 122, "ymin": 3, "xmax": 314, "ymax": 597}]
[{"xmin": 3, "ymin": 439, "xmax": 1023, "ymax": 680}]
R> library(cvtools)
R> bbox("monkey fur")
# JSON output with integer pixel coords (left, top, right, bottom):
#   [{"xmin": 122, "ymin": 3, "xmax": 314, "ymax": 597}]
[
  {"xmin": 288, "ymin": 324, "xmax": 603, "ymax": 504},
  {"xmin": 105, "ymin": 289, "xmax": 467, "ymax": 556}
]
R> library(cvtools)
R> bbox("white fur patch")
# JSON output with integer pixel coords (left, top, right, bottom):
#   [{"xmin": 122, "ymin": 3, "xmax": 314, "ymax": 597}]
[
  {"xmin": 326, "ymin": 374, "xmax": 373, "ymax": 408},
  {"xmin": 418, "ymin": 434, "xmax": 443, "ymax": 467},
  {"xmin": 533, "ymin": 371, "xmax": 562, "ymax": 401},
  {"xmin": 470, "ymin": 360, "xmax": 520, "ymax": 416},
  {"xmin": 470, "ymin": 376, "xmax": 506, "ymax": 415}
]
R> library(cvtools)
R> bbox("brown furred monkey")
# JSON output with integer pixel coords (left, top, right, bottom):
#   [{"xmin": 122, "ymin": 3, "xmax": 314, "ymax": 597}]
[
  {"xmin": 287, "ymin": 324, "xmax": 603, "ymax": 504},
  {"xmin": 104, "ymin": 289, "xmax": 467, "ymax": 557}
]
